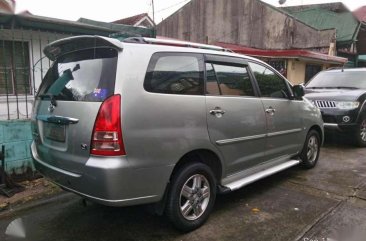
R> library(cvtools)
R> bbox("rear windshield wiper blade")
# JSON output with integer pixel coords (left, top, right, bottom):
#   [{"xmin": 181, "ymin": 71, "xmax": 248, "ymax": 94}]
[{"xmin": 38, "ymin": 94, "xmax": 57, "ymax": 106}]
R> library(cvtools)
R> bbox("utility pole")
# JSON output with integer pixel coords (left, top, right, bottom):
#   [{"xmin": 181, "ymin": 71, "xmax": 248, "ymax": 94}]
[{"xmin": 152, "ymin": 0, "xmax": 155, "ymax": 24}]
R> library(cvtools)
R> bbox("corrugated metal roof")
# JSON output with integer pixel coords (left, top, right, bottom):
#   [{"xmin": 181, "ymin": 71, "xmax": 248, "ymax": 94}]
[
  {"xmin": 290, "ymin": 8, "xmax": 359, "ymax": 43},
  {"xmin": 283, "ymin": 2, "xmax": 349, "ymax": 14},
  {"xmin": 78, "ymin": 18, "xmax": 155, "ymax": 38},
  {"xmin": 0, "ymin": 12, "xmax": 155, "ymax": 38}
]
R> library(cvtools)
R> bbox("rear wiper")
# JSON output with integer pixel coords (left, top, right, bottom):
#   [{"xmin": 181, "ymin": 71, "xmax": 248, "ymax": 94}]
[{"xmin": 38, "ymin": 94, "xmax": 57, "ymax": 107}]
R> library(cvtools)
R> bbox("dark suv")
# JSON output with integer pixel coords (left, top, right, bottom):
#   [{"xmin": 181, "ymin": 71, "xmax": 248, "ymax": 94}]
[{"xmin": 305, "ymin": 68, "xmax": 366, "ymax": 146}]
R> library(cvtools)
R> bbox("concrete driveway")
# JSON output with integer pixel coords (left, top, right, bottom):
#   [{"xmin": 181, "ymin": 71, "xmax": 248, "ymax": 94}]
[{"xmin": 1, "ymin": 139, "xmax": 366, "ymax": 241}]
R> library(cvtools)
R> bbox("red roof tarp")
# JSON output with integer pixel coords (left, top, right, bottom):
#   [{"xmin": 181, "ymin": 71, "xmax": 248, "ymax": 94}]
[{"xmin": 216, "ymin": 42, "xmax": 347, "ymax": 64}]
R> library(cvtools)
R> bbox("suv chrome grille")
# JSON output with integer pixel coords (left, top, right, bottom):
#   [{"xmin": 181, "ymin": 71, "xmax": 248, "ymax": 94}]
[{"xmin": 314, "ymin": 100, "xmax": 336, "ymax": 108}]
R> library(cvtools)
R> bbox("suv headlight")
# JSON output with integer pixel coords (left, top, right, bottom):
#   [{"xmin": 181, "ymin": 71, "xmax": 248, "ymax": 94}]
[{"xmin": 336, "ymin": 101, "xmax": 359, "ymax": 110}]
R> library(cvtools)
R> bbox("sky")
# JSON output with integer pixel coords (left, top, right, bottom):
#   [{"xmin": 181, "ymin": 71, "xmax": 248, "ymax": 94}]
[{"xmin": 14, "ymin": 0, "xmax": 366, "ymax": 24}]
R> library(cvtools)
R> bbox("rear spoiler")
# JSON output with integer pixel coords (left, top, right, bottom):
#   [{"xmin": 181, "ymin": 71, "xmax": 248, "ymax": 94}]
[{"xmin": 44, "ymin": 35, "xmax": 123, "ymax": 61}]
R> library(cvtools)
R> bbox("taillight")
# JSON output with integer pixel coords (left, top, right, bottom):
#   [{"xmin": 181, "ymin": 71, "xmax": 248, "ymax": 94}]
[{"xmin": 91, "ymin": 94, "xmax": 126, "ymax": 156}]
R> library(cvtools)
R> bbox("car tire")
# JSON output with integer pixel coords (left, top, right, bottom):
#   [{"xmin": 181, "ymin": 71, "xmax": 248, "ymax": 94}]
[
  {"xmin": 300, "ymin": 130, "xmax": 321, "ymax": 169},
  {"xmin": 354, "ymin": 116, "xmax": 366, "ymax": 147},
  {"xmin": 165, "ymin": 162, "xmax": 216, "ymax": 232}
]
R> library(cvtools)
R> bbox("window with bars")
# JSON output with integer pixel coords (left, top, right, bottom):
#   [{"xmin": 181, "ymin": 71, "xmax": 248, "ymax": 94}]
[{"xmin": 0, "ymin": 40, "xmax": 31, "ymax": 95}]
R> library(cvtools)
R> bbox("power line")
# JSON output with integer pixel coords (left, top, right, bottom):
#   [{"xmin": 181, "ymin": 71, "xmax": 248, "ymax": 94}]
[{"xmin": 156, "ymin": 0, "xmax": 190, "ymax": 13}]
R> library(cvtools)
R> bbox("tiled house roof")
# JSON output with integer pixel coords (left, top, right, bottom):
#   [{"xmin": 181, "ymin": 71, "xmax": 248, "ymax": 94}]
[
  {"xmin": 353, "ymin": 6, "xmax": 366, "ymax": 23},
  {"xmin": 0, "ymin": 0, "xmax": 15, "ymax": 13},
  {"xmin": 112, "ymin": 13, "xmax": 154, "ymax": 27}
]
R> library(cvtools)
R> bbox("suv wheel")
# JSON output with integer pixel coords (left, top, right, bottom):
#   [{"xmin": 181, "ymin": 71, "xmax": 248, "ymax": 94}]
[
  {"xmin": 300, "ymin": 130, "xmax": 320, "ymax": 169},
  {"xmin": 166, "ymin": 163, "xmax": 216, "ymax": 232},
  {"xmin": 355, "ymin": 116, "xmax": 366, "ymax": 147}
]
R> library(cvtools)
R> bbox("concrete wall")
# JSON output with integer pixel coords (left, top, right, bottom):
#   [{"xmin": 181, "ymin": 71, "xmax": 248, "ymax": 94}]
[
  {"xmin": 287, "ymin": 59, "xmax": 306, "ymax": 84},
  {"xmin": 286, "ymin": 59, "xmax": 332, "ymax": 84},
  {"xmin": 0, "ymin": 29, "xmax": 70, "ymax": 176},
  {"xmin": 0, "ymin": 120, "xmax": 34, "ymax": 175},
  {"xmin": 157, "ymin": 0, "xmax": 336, "ymax": 50}
]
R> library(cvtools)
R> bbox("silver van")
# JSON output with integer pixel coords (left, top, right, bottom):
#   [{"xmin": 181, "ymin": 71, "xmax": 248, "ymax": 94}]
[{"xmin": 31, "ymin": 36, "xmax": 323, "ymax": 231}]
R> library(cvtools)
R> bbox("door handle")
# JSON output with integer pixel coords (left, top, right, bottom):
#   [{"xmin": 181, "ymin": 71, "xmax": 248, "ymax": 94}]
[
  {"xmin": 265, "ymin": 107, "xmax": 276, "ymax": 114},
  {"xmin": 37, "ymin": 115, "xmax": 79, "ymax": 124},
  {"xmin": 209, "ymin": 107, "xmax": 226, "ymax": 117}
]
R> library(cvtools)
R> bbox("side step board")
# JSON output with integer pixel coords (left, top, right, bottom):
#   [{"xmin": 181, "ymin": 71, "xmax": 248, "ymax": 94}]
[{"xmin": 224, "ymin": 160, "xmax": 300, "ymax": 191}]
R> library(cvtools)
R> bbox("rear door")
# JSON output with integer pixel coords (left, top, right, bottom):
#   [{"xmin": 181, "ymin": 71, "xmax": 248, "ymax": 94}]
[
  {"xmin": 205, "ymin": 55, "xmax": 267, "ymax": 175},
  {"xmin": 32, "ymin": 45, "xmax": 119, "ymax": 174},
  {"xmin": 249, "ymin": 61, "xmax": 303, "ymax": 161}
]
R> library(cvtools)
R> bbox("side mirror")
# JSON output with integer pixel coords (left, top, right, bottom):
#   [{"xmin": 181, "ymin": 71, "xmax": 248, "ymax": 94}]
[{"xmin": 293, "ymin": 84, "xmax": 305, "ymax": 99}]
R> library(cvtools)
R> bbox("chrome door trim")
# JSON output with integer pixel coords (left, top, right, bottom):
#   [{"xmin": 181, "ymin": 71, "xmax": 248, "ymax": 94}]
[
  {"xmin": 267, "ymin": 128, "xmax": 303, "ymax": 137},
  {"xmin": 216, "ymin": 134, "xmax": 267, "ymax": 145},
  {"xmin": 216, "ymin": 128, "xmax": 303, "ymax": 145}
]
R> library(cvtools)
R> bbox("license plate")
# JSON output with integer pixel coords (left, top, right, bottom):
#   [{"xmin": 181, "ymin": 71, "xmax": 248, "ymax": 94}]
[{"xmin": 44, "ymin": 122, "xmax": 66, "ymax": 142}]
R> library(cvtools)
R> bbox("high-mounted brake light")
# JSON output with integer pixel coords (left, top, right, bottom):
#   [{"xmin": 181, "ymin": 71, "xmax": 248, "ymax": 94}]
[{"xmin": 90, "ymin": 94, "xmax": 126, "ymax": 156}]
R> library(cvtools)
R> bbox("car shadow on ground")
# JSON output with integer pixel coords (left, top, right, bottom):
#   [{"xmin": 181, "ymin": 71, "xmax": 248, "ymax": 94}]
[
  {"xmin": 9, "ymin": 170, "xmax": 298, "ymax": 241},
  {"xmin": 4, "ymin": 135, "xmax": 363, "ymax": 241},
  {"xmin": 323, "ymin": 132, "xmax": 358, "ymax": 148}
]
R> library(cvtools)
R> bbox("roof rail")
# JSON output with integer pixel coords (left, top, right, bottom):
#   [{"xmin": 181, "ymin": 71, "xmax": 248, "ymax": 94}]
[
  {"xmin": 123, "ymin": 37, "xmax": 233, "ymax": 52},
  {"xmin": 326, "ymin": 67, "xmax": 343, "ymax": 70}
]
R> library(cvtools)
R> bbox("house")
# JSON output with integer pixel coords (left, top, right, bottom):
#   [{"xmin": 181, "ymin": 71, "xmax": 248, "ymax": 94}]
[
  {"xmin": 283, "ymin": 2, "xmax": 366, "ymax": 67},
  {"xmin": 157, "ymin": 0, "xmax": 348, "ymax": 84},
  {"xmin": 0, "ymin": 11, "xmax": 155, "ymax": 177},
  {"xmin": 0, "ymin": 0, "xmax": 15, "ymax": 13},
  {"xmin": 112, "ymin": 13, "xmax": 155, "ymax": 28},
  {"xmin": 353, "ymin": 6, "xmax": 366, "ymax": 67}
]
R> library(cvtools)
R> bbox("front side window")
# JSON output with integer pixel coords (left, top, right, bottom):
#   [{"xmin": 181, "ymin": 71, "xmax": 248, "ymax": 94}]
[
  {"xmin": 144, "ymin": 53, "xmax": 204, "ymax": 95},
  {"xmin": 205, "ymin": 63, "xmax": 255, "ymax": 97},
  {"xmin": 250, "ymin": 62, "xmax": 291, "ymax": 99}
]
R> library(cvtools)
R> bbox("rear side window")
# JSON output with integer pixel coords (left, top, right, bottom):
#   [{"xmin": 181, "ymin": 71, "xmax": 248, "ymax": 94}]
[
  {"xmin": 206, "ymin": 63, "xmax": 255, "ymax": 97},
  {"xmin": 38, "ymin": 48, "xmax": 118, "ymax": 102},
  {"xmin": 144, "ymin": 53, "xmax": 204, "ymax": 95}
]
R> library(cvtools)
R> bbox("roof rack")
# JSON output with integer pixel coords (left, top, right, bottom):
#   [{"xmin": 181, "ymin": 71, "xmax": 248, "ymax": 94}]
[{"xmin": 123, "ymin": 37, "xmax": 233, "ymax": 52}]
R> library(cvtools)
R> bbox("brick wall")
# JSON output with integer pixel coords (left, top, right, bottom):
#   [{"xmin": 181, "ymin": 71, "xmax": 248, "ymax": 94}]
[{"xmin": 0, "ymin": 120, "xmax": 34, "ymax": 175}]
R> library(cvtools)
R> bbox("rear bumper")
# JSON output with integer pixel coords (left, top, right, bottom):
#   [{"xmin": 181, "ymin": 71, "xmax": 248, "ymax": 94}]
[{"xmin": 31, "ymin": 141, "xmax": 173, "ymax": 207}]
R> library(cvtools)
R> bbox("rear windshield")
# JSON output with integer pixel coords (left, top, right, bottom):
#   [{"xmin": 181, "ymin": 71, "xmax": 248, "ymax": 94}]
[
  {"xmin": 38, "ymin": 48, "xmax": 118, "ymax": 102},
  {"xmin": 306, "ymin": 71, "xmax": 366, "ymax": 89}
]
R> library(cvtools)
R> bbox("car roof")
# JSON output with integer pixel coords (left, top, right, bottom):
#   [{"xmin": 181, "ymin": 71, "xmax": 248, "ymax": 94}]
[
  {"xmin": 45, "ymin": 35, "xmax": 277, "ymax": 75},
  {"xmin": 119, "ymin": 37, "xmax": 268, "ymax": 65}
]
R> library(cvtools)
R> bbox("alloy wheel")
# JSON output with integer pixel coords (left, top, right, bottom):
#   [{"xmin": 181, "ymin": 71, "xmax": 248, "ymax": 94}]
[
  {"xmin": 360, "ymin": 120, "xmax": 366, "ymax": 142},
  {"xmin": 179, "ymin": 174, "xmax": 210, "ymax": 221},
  {"xmin": 307, "ymin": 135, "xmax": 319, "ymax": 163}
]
